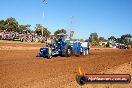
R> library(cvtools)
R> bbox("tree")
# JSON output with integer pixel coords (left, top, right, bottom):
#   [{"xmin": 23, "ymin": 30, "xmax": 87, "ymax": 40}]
[
  {"xmin": 108, "ymin": 36, "xmax": 116, "ymax": 42},
  {"xmin": 89, "ymin": 32, "xmax": 99, "ymax": 46},
  {"xmin": 19, "ymin": 24, "xmax": 31, "ymax": 33},
  {"xmin": 121, "ymin": 34, "xmax": 132, "ymax": 45},
  {"xmin": 35, "ymin": 24, "xmax": 43, "ymax": 35},
  {"xmin": 54, "ymin": 29, "xmax": 67, "ymax": 36},
  {"xmin": 0, "ymin": 17, "xmax": 32, "ymax": 32},
  {"xmin": 116, "ymin": 38, "xmax": 121, "ymax": 43},
  {"xmin": 0, "ymin": 20, "xmax": 5, "ymax": 30},
  {"xmin": 5, "ymin": 17, "xmax": 19, "ymax": 31},
  {"xmin": 35, "ymin": 24, "xmax": 51, "ymax": 37},
  {"xmin": 98, "ymin": 37, "xmax": 107, "ymax": 42},
  {"xmin": 43, "ymin": 28, "xmax": 51, "ymax": 37}
]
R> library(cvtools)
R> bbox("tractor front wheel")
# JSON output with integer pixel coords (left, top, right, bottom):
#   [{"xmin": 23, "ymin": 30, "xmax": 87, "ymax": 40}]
[{"xmin": 48, "ymin": 55, "xmax": 52, "ymax": 59}]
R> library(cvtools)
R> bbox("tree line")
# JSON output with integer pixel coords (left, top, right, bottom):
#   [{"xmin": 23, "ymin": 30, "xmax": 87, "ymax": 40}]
[
  {"xmin": 89, "ymin": 32, "xmax": 132, "ymax": 46},
  {"xmin": 0, "ymin": 17, "xmax": 67, "ymax": 37}
]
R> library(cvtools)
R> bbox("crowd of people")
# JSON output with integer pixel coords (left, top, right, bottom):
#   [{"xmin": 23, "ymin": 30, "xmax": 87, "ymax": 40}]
[{"xmin": 0, "ymin": 30, "xmax": 47, "ymax": 43}]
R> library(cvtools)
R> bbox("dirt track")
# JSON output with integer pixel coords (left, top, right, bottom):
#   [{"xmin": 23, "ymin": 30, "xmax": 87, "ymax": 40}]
[{"xmin": 0, "ymin": 41, "xmax": 132, "ymax": 88}]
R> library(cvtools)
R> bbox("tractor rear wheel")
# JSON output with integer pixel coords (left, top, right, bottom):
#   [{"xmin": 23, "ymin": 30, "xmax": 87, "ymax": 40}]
[{"xmin": 62, "ymin": 45, "xmax": 72, "ymax": 57}]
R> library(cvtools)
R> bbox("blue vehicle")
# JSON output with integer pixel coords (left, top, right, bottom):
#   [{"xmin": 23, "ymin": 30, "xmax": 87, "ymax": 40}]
[{"xmin": 38, "ymin": 33, "xmax": 90, "ymax": 59}]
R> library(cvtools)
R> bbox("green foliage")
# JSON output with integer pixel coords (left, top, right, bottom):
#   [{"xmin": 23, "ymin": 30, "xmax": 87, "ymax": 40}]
[
  {"xmin": 121, "ymin": 34, "xmax": 132, "ymax": 45},
  {"xmin": 89, "ymin": 32, "xmax": 98, "ymax": 42},
  {"xmin": 94, "ymin": 41, "xmax": 99, "ymax": 46},
  {"xmin": 0, "ymin": 17, "xmax": 32, "ymax": 32},
  {"xmin": 108, "ymin": 36, "xmax": 116, "ymax": 41},
  {"xmin": 35, "ymin": 24, "xmax": 42, "ymax": 35},
  {"xmin": 5, "ymin": 17, "xmax": 19, "ymax": 31},
  {"xmin": 0, "ymin": 17, "xmax": 52, "ymax": 36},
  {"xmin": 89, "ymin": 32, "xmax": 99, "ymax": 46},
  {"xmin": 116, "ymin": 38, "xmax": 121, "ymax": 43},
  {"xmin": 106, "ymin": 34, "xmax": 132, "ymax": 45},
  {"xmin": 98, "ymin": 37, "xmax": 107, "ymax": 42},
  {"xmin": 43, "ymin": 28, "xmax": 51, "ymax": 37},
  {"xmin": 35, "ymin": 24, "xmax": 51, "ymax": 37},
  {"xmin": 54, "ymin": 29, "xmax": 67, "ymax": 36},
  {"xmin": 106, "ymin": 42, "xmax": 110, "ymax": 47},
  {"xmin": 0, "ymin": 20, "xmax": 6, "ymax": 30},
  {"xmin": 19, "ymin": 24, "xmax": 31, "ymax": 33}
]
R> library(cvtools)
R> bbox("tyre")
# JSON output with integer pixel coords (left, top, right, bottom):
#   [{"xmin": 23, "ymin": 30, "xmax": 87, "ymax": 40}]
[
  {"xmin": 62, "ymin": 45, "xmax": 72, "ymax": 57},
  {"xmin": 48, "ymin": 55, "xmax": 52, "ymax": 59},
  {"xmin": 20, "ymin": 38, "xmax": 23, "ymax": 42}
]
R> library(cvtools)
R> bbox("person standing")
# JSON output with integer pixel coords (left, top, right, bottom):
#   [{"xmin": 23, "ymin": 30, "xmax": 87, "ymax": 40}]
[{"xmin": 46, "ymin": 37, "xmax": 51, "ymax": 47}]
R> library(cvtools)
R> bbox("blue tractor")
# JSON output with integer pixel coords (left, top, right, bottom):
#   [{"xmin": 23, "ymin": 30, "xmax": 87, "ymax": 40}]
[{"xmin": 38, "ymin": 33, "xmax": 90, "ymax": 59}]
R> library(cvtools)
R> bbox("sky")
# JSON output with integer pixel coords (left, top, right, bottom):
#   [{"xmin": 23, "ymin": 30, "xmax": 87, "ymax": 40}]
[{"xmin": 0, "ymin": 0, "xmax": 132, "ymax": 39}]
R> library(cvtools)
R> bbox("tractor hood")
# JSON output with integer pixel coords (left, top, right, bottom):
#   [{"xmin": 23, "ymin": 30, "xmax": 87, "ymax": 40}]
[{"xmin": 40, "ymin": 47, "xmax": 49, "ymax": 53}]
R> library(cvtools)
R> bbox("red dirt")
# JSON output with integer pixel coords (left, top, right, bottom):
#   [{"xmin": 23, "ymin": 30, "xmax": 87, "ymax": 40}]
[{"xmin": 0, "ymin": 41, "xmax": 132, "ymax": 88}]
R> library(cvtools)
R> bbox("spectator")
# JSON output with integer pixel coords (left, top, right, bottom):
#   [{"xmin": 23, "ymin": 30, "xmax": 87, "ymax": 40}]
[{"xmin": 46, "ymin": 37, "xmax": 51, "ymax": 47}]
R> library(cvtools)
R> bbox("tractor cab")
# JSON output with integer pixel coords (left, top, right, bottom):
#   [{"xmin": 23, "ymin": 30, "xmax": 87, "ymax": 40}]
[
  {"xmin": 55, "ymin": 33, "xmax": 67, "ymax": 44},
  {"xmin": 53, "ymin": 33, "xmax": 68, "ymax": 50}
]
